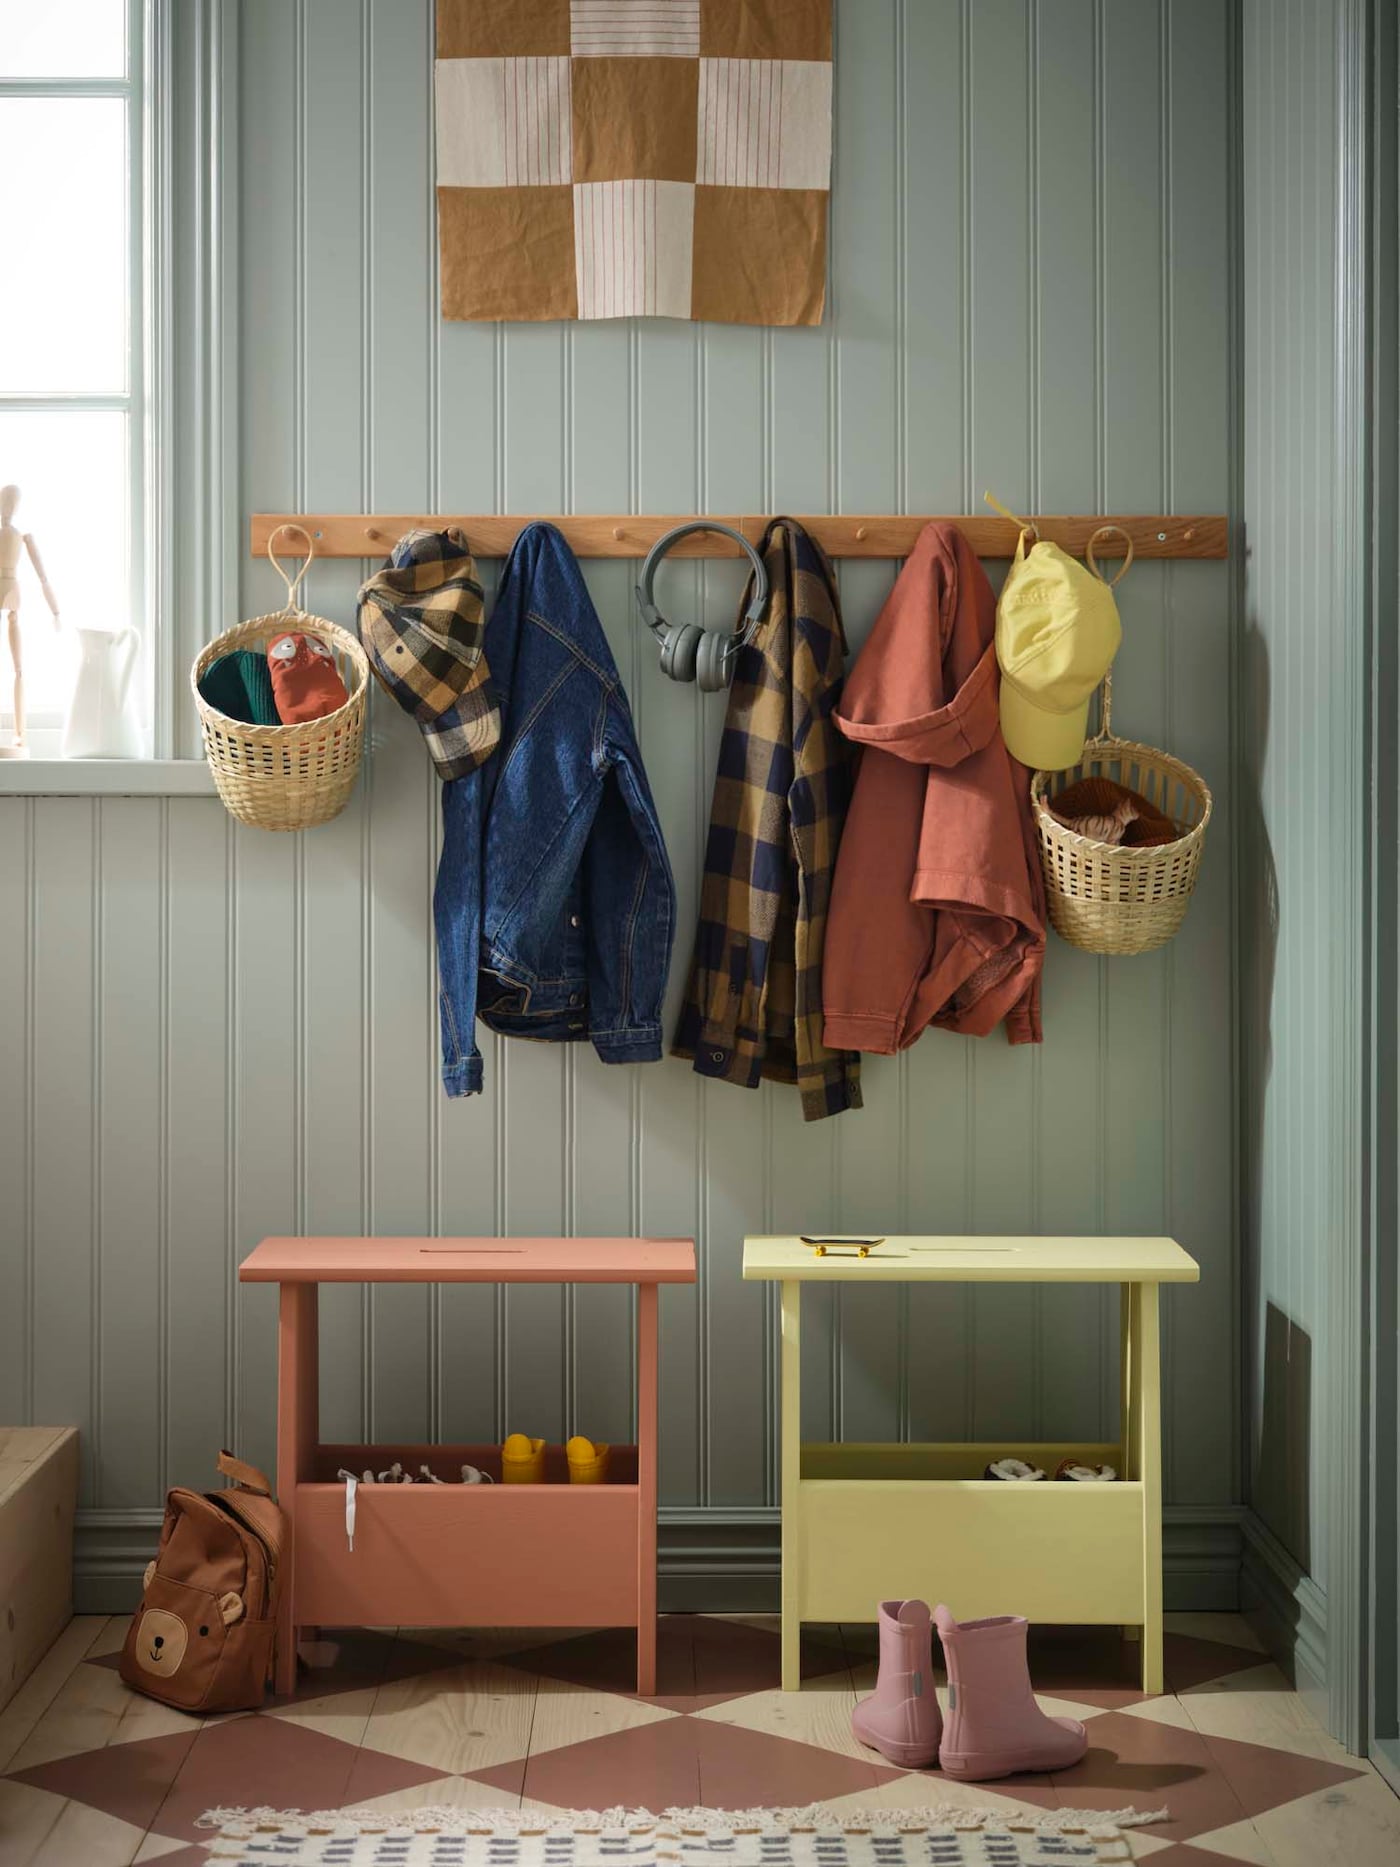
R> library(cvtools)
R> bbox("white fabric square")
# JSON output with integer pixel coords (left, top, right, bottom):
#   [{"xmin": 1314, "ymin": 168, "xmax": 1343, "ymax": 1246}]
[
  {"xmin": 436, "ymin": 56, "xmax": 572, "ymax": 187},
  {"xmin": 571, "ymin": 0, "xmax": 700, "ymax": 58},
  {"xmin": 573, "ymin": 180, "xmax": 694, "ymax": 319},
  {"xmin": 697, "ymin": 58, "xmax": 832, "ymax": 188}
]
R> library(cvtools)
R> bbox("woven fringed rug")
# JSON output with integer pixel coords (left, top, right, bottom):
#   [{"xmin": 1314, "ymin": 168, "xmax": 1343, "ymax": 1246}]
[{"xmin": 199, "ymin": 1804, "xmax": 1167, "ymax": 1865}]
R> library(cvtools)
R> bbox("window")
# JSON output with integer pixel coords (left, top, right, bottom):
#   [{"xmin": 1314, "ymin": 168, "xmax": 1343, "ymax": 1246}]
[{"xmin": 0, "ymin": 1, "xmax": 144, "ymax": 756}]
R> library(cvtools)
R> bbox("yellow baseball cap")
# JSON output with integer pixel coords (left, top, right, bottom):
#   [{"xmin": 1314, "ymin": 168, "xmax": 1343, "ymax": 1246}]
[{"xmin": 995, "ymin": 534, "xmax": 1122, "ymax": 770}]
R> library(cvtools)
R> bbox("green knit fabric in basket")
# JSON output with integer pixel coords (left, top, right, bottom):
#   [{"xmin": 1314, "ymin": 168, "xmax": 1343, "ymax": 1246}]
[{"xmin": 199, "ymin": 649, "xmax": 280, "ymax": 726}]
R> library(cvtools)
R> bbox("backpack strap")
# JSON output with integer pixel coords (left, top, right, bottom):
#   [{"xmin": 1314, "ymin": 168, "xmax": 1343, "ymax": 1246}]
[
  {"xmin": 216, "ymin": 1451, "xmax": 285, "ymax": 1584},
  {"xmin": 220, "ymin": 1488, "xmax": 286, "ymax": 1576},
  {"xmin": 218, "ymin": 1449, "xmax": 272, "ymax": 1496}
]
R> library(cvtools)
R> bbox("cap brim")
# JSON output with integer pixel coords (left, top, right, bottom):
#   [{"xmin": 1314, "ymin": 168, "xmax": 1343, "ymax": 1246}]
[
  {"xmin": 420, "ymin": 681, "xmax": 501, "ymax": 781},
  {"xmin": 999, "ymin": 679, "xmax": 1090, "ymax": 773}
]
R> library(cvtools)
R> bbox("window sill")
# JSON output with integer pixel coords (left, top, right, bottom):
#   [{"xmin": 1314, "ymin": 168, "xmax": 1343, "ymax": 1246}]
[{"xmin": 0, "ymin": 759, "xmax": 216, "ymax": 798}]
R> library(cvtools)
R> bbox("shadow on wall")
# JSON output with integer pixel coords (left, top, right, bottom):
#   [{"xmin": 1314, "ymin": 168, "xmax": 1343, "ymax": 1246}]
[
  {"xmin": 1254, "ymin": 1301, "xmax": 1313, "ymax": 1572},
  {"xmin": 1238, "ymin": 617, "xmax": 1297, "ymax": 1550},
  {"xmin": 1238, "ymin": 617, "xmax": 1278, "ymax": 1226}
]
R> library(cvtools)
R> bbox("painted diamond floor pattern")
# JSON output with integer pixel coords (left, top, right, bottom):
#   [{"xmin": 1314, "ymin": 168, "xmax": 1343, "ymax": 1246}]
[{"xmin": 0, "ymin": 1614, "xmax": 1396, "ymax": 1865}]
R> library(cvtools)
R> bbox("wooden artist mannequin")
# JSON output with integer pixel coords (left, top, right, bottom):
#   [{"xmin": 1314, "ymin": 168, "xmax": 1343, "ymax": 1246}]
[{"xmin": 0, "ymin": 484, "xmax": 60, "ymax": 757}]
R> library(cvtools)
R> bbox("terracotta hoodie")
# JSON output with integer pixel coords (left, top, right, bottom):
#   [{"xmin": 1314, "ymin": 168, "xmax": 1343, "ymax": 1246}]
[{"xmin": 822, "ymin": 523, "xmax": 1046, "ymax": 1050}]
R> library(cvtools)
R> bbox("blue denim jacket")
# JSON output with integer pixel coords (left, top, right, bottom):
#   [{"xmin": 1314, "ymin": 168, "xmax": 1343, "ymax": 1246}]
[{"xmin": 434, "ymin": 523, "xmax": 676, "ymax": 1096}]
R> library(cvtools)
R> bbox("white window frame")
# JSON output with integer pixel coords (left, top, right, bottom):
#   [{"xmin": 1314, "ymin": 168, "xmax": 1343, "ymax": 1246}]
[
  {"xmin": 0, "ymin": 1, "xmax": 148, "ymax": 758},
  {"xmin": 0, "ymin": 0, "xmax": 244, "ymax": 791},
  {"xmin": 0, "ymin": 1, "xmax": 240, "ymax": 795}
]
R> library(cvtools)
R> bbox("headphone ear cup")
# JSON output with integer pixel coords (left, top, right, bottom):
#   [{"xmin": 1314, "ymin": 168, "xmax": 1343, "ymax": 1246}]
[
  {"xmin": 695, "ymin": 626, "xmax": 733, "ymax": 693},
  {"xmin": 658, "ymin": 621, "xmax": 702, "ymax": 683}
]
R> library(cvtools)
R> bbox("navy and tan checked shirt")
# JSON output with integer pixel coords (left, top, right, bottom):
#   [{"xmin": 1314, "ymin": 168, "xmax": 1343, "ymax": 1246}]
[{"xmin": 672, "ymin": 518, "xmax": 861, "ymax": 1121}]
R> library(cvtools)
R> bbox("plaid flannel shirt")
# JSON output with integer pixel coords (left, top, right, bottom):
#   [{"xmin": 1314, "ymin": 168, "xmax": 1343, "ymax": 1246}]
[{"xmin": 672, "ymin": 518, "xmax": 861, "ymax": 1121}]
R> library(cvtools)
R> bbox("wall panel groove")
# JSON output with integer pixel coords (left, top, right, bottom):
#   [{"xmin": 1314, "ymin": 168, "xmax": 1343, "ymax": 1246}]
[{"xmin": 5, "ymin": 1, "xmax": 1237, "ymax": 1562}]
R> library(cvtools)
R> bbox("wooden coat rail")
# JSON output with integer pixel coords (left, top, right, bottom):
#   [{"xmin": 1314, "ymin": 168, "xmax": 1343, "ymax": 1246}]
[{"xmin": 251, "ymin": 513, "xmax": 1228, "ymax": 562}]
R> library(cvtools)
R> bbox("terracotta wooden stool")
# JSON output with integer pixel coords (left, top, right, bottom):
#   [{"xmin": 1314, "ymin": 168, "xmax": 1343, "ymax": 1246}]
[{"xmin": 239, "ymin": 1236, "xmax": 696, "ymax": 1695}]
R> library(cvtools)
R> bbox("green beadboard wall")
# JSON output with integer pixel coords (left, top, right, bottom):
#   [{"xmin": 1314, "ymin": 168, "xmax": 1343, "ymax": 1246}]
[
  {"xmin": 1238, "ymin": 0, "xmax": 1371, "ymax": 1725},
  {"xmin": 0, "ymin": 0, "xmax": 1241, "ymax": 1603},
  {"xmin": 1239, "ymin": 0, "xmax": 1339, "ymax": 1598}
]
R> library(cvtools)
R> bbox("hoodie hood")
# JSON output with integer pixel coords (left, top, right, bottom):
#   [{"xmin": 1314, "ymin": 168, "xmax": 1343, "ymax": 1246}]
[{"xmin": 834, "ymin": 523, "xmax": 1001, "ymax": 767}]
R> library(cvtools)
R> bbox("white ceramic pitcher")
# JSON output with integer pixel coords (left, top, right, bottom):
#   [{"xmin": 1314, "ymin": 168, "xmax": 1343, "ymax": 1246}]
[{"xmin": 63, "ymin": 626, "xmax": 142, "ymax": 759}]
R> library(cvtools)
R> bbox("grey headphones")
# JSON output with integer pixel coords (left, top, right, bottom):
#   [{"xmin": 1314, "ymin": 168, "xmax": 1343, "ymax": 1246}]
[{"xmin": 635, "ymin": 521, "xmax": 770, "ymax": 692}]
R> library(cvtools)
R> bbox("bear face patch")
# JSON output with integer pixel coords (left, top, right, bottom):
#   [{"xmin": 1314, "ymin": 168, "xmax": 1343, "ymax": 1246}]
[
  {"xmin": 123, "ymin": 1568, "xmax": 245, "ymax": 1703},
  {"xmin": 133, "ymin": 1605, "xmax": 188, "ymax": 1678}
]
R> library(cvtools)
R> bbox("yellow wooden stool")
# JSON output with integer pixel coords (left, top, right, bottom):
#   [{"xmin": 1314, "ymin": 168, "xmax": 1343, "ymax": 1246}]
[{"xmin": 742, "ymin": 1235, "xmax": 1200, "ymax": 1693}]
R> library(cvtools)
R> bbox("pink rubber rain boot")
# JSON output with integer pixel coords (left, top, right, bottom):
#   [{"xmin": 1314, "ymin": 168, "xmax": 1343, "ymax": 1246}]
[
  {"xmin": 851, "ymin": 1599, "xmax": 944, "ymax": 1768},
  {"xmin": 934, "ymin": 1606, "xmax": 1087, "ymax": 1780}
]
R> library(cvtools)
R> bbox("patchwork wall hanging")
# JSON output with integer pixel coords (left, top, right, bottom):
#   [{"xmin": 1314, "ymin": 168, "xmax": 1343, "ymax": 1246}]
[{"xmin": 435, "ymin": 0, "xmax": 833, "ymax": 325}]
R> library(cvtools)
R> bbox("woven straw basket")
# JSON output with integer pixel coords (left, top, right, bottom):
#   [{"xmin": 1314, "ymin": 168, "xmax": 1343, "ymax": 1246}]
[
  {"xmin": 192, "ymin": 526, "xmax": 369, "ymax": 832},
  {"xmin": 1028, "ymin": 528, "xmax": 1212, "ymax": 957}
]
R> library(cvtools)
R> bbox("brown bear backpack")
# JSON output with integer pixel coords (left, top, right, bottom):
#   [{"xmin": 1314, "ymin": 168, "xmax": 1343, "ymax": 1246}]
[{"xmin": 120, "ymin": 1450, "xmax": 286, "ymax": 1712}]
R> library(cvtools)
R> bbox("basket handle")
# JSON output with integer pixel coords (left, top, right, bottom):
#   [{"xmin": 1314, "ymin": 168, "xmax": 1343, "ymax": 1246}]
[
  {"xmin": 1085, "ymin": 522, "xmax": 1135, "ymax": 587},
  {"xmin": 1083, "ymin": 523, "xmax": 1135, "ymax": 744},
  {"xmin": 267, "ymin": 523, "xmax": 315, "ymax": 616}
]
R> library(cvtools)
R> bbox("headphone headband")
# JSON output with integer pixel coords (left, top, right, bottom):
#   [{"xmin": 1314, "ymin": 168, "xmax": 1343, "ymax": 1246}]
[{"xmin": 635, "ymin": 521, "xmax": 770, "ymax": 659}]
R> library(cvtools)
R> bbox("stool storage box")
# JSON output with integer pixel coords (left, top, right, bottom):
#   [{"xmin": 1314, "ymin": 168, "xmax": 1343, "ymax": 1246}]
[
  {"xmin": 0, "ymin": 1426, "xmax": 79, "ymax": 1713},
  {"xmin": 293, "ymin": 1442, "xmax": 644, "ymax": 1631}
]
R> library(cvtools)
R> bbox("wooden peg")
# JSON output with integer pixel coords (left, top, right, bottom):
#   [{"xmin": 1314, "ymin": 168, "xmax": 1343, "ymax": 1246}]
[
  {"xmin": 855, "ymin": 524, "xmax": 870, "ymax": 542},
  {"xmin": 612, "ymin": 526, "xmax": 625, "ymax": 542}
]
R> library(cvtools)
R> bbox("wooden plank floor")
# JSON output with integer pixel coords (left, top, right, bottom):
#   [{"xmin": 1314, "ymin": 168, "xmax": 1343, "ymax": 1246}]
[{"xmin": 0, "ymin": 1613, "xmax": 1397, "ymax": 1864}]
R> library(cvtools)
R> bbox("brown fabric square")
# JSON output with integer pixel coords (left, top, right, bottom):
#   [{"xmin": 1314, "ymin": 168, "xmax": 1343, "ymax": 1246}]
[
  {"xmin": 691, "ymin": 185, "xmax": 827, "ymax": 324},
  {"xmin": 699, "ymin": 0, "xmax": 831, "ymax": 62},
  {"xmin": 437, "ymin": 0, "xmax": 571, "ymax": 58},
  {"xmin": 438, "ymin": 185, "xmax": 579, "ymax": 321},
  {"xmin": 571, "ymin": 56, "xmax": 700, "ymax": 183}
]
